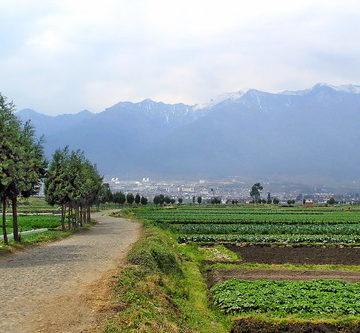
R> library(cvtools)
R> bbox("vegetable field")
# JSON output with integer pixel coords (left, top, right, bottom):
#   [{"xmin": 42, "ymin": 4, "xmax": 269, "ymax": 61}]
[
  {"xmin": 1, "ymin": 214, "xmax": 61, "ymax": 235},
  {"xmin": 135, "ymin": 205, "xmax": 360, "ymax": 245},
  {"xmin": 132, "ymin": 204, "xmax": 360, "ymax": 328},
  {"xmin": 211, "ymin": 279, "xmax": 360, "ymax": 316}
]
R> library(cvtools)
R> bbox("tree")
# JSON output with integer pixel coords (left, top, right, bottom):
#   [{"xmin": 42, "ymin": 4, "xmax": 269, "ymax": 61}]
[
  {"xmin": 327, "ymin": 197, "xmax": 337, "ymax": 205},
  {"xmin": 287, "ymin": 199, "xmax": 295, "ymax": 205},
  {"xmin": 0, "ymin": 94, "xmax": 21, "ymax": 244},
  {"xmin": 0, "ymin": 95, "xmax": 46, "ymax": 241},
  {"xmin": 164, "ymin": 196, "xmax": 171, "ymax": 205},
  {"xmin": 267, "ymin": 192, "xmax": 272, "ymax": 204},
  {"xmin": 197, "ymin": 196, "xmax": 202, "ymax": 205},
  {"xmin": 153, "ymin": 195, "xmax": 160, "ymax": 205},
  {"xmin": 273, "ymin": 197, "xmax": 280, "ymax": 204},
  {"xmin": 211, "ymin": 197, "xmax": 221, "ymax": 204},
  {"xmin": 170, "ymin": 198, "xmax": 176, "ymax": 204},
  {"xmin": 113, "ymin": 191, "xmax": 126, "ymax": 206},
  {"xmin": 192, "ymin": 196, "xmax": 196, "ymax": 204},
  {"xmin": 158, "ymin": 194, "xmax": 165, "ymax": 205},
  {"xmin": 178, "ymin": 197, "xmax": 183, "ymax": 204},
  {"xmin": 250, "ymin": 183, "xmax": 263, "ymax": 204},
  {"xmin": 135, "ymin": 193, "xmax": 141, "ymax": 205},
  {"xmin": 99, "ymin": 183, "xmax": 113, "ymax": 204},
  {"xmin": 126, "ymin": 193, "xmax": 134, "ymax": 205},
  {"xmin": 45, "ymin": 147, "xmax": 102, "ymax": 229},
  {"xmin": 140, "ymin": 196, "xmax": 148, "ymax": 205}
]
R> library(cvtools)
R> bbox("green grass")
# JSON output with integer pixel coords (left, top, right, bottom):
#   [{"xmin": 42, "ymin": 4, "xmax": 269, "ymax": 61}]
[{"xmin": 105, "ymin": 217, "xmax": 232, "ymax": 333}]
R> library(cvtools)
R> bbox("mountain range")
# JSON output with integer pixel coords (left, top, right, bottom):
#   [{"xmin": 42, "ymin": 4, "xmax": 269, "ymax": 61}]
[{"xmin": 16, "ymin": 83, "xmax": 360, "ymax": 182}]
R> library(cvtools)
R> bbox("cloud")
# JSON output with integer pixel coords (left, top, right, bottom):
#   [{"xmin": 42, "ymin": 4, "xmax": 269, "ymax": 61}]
[{"xmin": 0, "ymin": 0, "xmax": 360, "ymax": 114}]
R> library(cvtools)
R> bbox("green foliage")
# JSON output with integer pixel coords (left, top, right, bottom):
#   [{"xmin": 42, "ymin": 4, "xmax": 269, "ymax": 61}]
[
  {"xmin": 134, "ymin": 193, "xmax": 141, "ymax": 205},
  {"xmin": 113, "ymin": 191, "xmax": 126, "ymax": 205},
  {"xmin": 273, "ymin": 197, "xmax": 280, "ymax": 204},
  {"xmin": 99, "ymin": 183, "xmax": 113, "ymax": 203},
  {"xmin": 140, "ymin": 196, "xmax": 148, "ymax": 205},
  {"xmin": 250, "ymin": 183, "xmax": 263, "ymax": 204},
  {"xmin": 126, "ymin": 193, "xmax": 135, "ymax": 205},
  {"xmin": 44, "ymin": 147, "xmax": 103, "ymax": 229},
  {"xmin": 211, "ymin": 279, "xmax": 360, "ymax": 317},
  {"xmin": 328, "ymin": 197, "xmax": 338, "ymax": 205},
  {"xmin": 0, "ymin": 93, "xmax": 46, "ymax": 242}
]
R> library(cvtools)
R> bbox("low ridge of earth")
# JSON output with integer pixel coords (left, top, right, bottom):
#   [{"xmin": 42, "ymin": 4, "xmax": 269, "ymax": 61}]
[
  {"xmin": 225, "ymin": 245, "xmax": 360, "ymax": 265},
  {"xmin": 207, "ymin": 268, "xmax": 360, "ymax": 287},
  {"xmin": 0, "ymin": 210, "xmax": 141, "ymax": 333}
]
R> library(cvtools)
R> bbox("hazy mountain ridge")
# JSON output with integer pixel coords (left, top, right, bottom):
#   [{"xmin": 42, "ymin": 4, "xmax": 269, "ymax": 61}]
[{"xmin": 16, "ymin": 83, "xmax": 360, "ymax": 181}]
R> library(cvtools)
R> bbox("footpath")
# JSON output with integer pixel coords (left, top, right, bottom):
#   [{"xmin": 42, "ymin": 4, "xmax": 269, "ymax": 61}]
[{"xmin": 0, "ymin": 211, "xmax": 141, "ymax": 333}]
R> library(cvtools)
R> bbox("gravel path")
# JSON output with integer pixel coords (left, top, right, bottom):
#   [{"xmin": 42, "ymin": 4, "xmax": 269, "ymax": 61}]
[{"xmin": 0, "ymin": 211, "xmax": 141, "ymax": 333}]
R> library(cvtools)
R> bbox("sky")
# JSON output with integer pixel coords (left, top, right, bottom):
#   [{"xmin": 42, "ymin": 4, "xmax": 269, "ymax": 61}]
[{"xmin": 1, "ymin": 0, "xmax": 360, "ymax": 115}]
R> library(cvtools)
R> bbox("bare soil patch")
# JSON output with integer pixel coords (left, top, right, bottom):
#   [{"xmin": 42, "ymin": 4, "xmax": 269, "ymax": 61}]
[
  {"xmin": 225, "ymin": 245, "xmax": 360, "ymax": 265},
  {"xmin": 207, "ymin": 268, "xmax": 360, "ymax": 287},
  {"xmin": 231, "ymin": 318, "xmax": 360, "ymax": 333}
]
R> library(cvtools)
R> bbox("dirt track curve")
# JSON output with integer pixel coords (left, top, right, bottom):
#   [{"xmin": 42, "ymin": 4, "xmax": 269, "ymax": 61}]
[{"xmin": 0, "ymin": 211, "xmax": 141, "ymax": 333}]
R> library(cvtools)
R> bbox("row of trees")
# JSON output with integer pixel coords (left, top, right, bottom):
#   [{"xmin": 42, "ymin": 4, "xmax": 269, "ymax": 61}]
[
  {"xmin": 0, "ymin": 92, "xmax": 108, "ymax": 244},
  {"xmin": 0, "ymin": 94, "xmax": 46, "ymax": 243},
  {"xmin": 98, "ymin": 186, "xmax": 148, "ymax": 206},
  {"xmin": 44, "ymin": 147, "xmax": 103, "ymax": 230}
]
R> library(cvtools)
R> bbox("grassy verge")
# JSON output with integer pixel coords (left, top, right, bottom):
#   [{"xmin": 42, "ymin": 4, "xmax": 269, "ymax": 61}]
[{"xmin": 105, "ymin": 216, "xmax": 232, "ymax": 333}]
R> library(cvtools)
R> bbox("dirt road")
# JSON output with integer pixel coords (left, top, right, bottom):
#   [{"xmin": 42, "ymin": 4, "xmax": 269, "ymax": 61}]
[{"xmin": 0, "ymin": 211, "xmax": 141, "ymax": 333}]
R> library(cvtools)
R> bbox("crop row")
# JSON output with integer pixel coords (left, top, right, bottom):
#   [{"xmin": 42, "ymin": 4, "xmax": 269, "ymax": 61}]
[
  {"xmin": 211, "ymin": 279, "xmax": 360, "ymax": 315},
  {"xmin": 169, "ymin": 223, "xmax": 360, "ymax": 235},
  {"xmin": 136, "ymin": 212, "xmax": 360, "ymax": 224},
  {"xmin": 148, "ymin": 216, "xmax": 360, "ymax": 224},
  {"xmin": 178, "ymin": 234, "xmax": 360, "ymax": 244}
]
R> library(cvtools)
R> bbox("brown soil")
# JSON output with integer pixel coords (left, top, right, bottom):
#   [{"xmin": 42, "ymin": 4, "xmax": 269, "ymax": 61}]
[
  {"xmin": 231, "ymin": 318, "xmax": 360, "ymax": 333},
  {"xmin": 207, "ymin": 268, "xmax": 360, "ymax": 287},
  {"xmin": 225, "ymin": 245, "xmax": 360, "ymax": 265}
]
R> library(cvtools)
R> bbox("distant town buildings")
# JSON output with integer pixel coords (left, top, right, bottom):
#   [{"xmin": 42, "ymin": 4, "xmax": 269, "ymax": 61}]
[{"xmin": 104, "ymin": 177, "xmax": 360, "ymax": 204}]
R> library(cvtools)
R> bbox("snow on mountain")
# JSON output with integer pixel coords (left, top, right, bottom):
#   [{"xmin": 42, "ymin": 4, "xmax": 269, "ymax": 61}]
[{"xmin": 195, "ymin": 90, "xmax": 247, "ymax": 110}]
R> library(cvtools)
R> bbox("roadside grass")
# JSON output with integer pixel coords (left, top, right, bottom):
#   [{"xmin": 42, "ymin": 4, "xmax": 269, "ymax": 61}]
[{"xmin": 105, "ymin": 218, "xmax": 232, "ymax": 333}]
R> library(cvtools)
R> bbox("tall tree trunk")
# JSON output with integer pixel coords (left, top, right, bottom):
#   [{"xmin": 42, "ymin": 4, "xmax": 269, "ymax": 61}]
[
  {"xmin": 61, "ymin": 204, "xmax": 65, "ymax": 231},
  {"xmin": 79, "ymin": 205, "xmax": 83, "ymax": 227},
  {"xmin": 2, "ymin": 198, "xmax": 8, "ymax": 245},
  {"xmin": 67, "ymin": 205, "xmax": 71, "ymax": 230},
  {"xmin": 11, "ymin": 197, "xmax": 20, "ymax": 242},
  {"xmin": 87, "ymin": 206, "xmax": 91, "ymax": 224}
]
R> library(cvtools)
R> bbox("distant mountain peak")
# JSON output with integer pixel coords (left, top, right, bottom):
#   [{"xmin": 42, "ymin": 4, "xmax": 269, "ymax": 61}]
[{"xmin": 195, "ymin": 90, "xmax": 247, "ymax": 110}]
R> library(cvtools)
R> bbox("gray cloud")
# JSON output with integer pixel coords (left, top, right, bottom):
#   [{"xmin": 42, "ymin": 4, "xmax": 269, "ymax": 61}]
[{"xmin": 1, "ymin": 0, "xmax": 360, "ymax": 114}]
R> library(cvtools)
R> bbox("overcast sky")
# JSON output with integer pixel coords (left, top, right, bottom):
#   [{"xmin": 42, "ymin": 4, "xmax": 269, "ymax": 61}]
[{"xmin": 1, "ymin": 0, "xmax": 360, "ymax": 115}]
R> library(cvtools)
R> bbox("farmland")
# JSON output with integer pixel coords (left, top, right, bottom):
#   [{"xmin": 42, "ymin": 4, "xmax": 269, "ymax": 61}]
[
  {"xmin": 0, "ymin": 214, "xmax": 61, "ymax": 235},
  {"xmin": 128, "ymin": 204, "xmax": 360, "ymax": 331}
]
